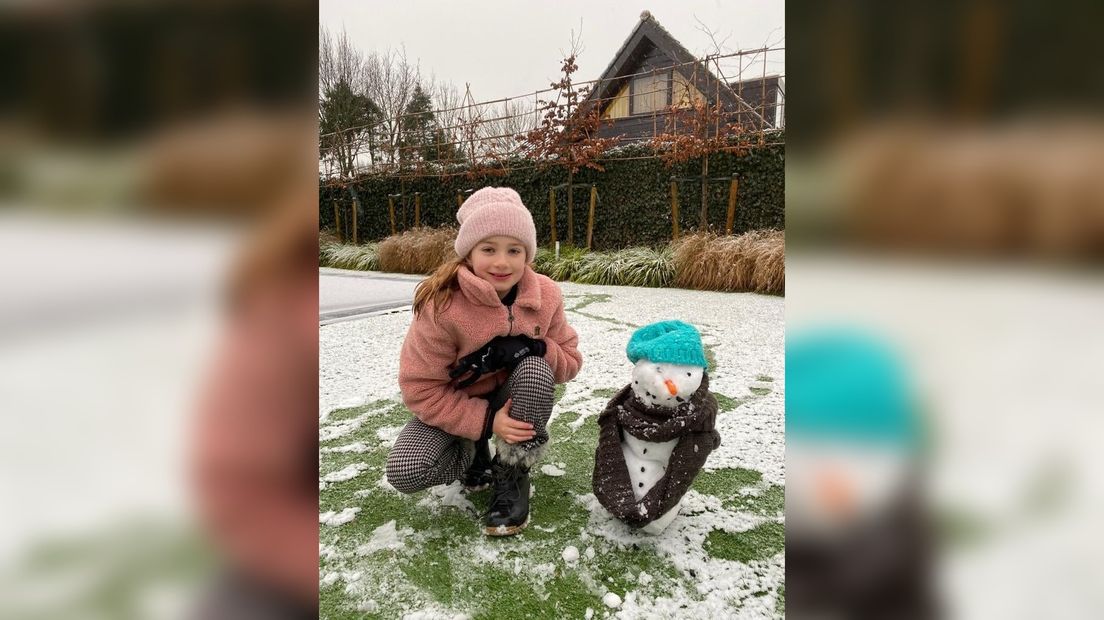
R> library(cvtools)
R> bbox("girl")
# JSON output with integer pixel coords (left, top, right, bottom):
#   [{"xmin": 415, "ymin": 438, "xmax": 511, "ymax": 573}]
[{"xmin": 385, "ymin": 186, "xmax": 583, "ymax": 536}]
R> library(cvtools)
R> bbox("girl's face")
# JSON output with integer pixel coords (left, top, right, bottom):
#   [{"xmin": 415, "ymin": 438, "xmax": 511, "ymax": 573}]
[{"xmin": 468, "ymin": 235, "xmax": 526, "ymax": 298}]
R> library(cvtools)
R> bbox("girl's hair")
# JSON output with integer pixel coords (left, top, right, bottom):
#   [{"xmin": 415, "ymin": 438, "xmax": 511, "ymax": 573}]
[{"xmin": 412, "ymin": 255, "xmax": 468, "ymax": 320}]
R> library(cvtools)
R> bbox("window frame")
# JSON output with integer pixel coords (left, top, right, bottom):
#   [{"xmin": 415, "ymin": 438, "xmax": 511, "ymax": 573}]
[{"xmin": 628, "ymin": 69, "xmax": 672, "ymax": 116}]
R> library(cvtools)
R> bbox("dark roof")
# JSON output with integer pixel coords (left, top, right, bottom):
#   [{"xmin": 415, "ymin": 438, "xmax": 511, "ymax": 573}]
[
  {"xmin": 729, "ymin": 75, "xmax": 783, "ymax": 125},
  {"xmin": 581, "ymin": 11, "xmax": 767, "ymax": 124}
]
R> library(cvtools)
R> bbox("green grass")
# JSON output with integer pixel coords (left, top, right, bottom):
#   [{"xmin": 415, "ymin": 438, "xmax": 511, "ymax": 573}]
[
  {"xmin": 534, "ymin": 245, "xmax": 588, "ymax": 281},
  {"xmin": 704, "ymin": 522, "xmax": 785, "ymax": 563},
  {"xmin": 319, "ymin": 399, "xmax": 784, "ymax": 618},
  {"xmin": 566, "ymin": 247, "xmax": 674, "ymax": 288},
  {"xmin": 714, "ymin": 393, "xmax": 746, "ymax": 412},
  {"xmin": 694, "ymin": 469, "xmax": 784, "ymax": 517},
  {"xmin": 321, "ymin": 241, "xmax": 380, "ymax": 271},
  {"xmin": 535, "ymin": 246, "xmax": 674, "ymax": 289},
  {"xmin": 0, "ymin": 520, "xmax": 215, "ymax": 620}
]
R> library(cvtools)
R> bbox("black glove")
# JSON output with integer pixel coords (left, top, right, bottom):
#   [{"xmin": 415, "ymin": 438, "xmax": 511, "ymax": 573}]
[{"xmin": 449, "ymin": 335, "xmax": 546, "ymax": 388}]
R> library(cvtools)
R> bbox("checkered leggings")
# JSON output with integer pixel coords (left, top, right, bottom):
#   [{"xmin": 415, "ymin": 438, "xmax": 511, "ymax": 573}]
[{"xmin": 385, "ymin": 355, "xmax": 556, "ymax": 493}]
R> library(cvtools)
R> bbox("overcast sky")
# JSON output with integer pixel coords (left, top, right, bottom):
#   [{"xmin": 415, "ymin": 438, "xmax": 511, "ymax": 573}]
[{"xmin": 319, "ymin": 0, "xmax": 784, "ymax": 104}]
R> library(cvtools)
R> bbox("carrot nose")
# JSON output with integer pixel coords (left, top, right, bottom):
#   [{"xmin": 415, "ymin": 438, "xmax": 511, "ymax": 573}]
[{"xmin": 664, "ymin": 379, "xmax": 678, "ymax": 395}]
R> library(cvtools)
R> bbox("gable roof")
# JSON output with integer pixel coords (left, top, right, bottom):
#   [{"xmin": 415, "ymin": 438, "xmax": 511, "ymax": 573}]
[{"xmin": 581, "ymin": 11, "xmax": 767, "ymax": 125}]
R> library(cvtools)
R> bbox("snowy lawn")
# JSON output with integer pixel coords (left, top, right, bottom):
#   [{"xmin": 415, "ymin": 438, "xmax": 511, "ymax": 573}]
[{"xmin": 319, "ymin": 282, "xmax": 784, "ymax": 619}]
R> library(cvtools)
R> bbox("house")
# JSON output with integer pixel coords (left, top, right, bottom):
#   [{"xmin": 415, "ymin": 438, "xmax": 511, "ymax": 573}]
[{"xmin": 581, "ymin": 11, "xmax": 783, "ymax": 144}]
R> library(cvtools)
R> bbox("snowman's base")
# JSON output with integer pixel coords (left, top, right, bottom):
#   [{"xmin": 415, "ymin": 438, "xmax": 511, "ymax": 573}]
[
  {"xmin": 483, "ymin": 516, "xmax": 530, "ymax": 537},
  {"xmin": 639, "ymin": 505, "xmax": 680, "ymax": 535}
]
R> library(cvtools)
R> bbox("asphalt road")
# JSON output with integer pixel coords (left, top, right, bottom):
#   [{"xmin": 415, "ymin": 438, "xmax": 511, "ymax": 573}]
[{"xmin": 318, "ymin": 268, "xmax": 424, "ymax": 325}]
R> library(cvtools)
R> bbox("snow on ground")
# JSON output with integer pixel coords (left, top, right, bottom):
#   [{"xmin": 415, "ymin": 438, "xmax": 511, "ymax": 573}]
[
  {"xmin": 319, "ymin": 280, "xmax": 784, "ymax": 618},
  {"xmin": 320, "ymin": 508, "xmax": 361, "ymax": 527},
  {"xmin": 320, "ymin": 281, "xmax": 783, "ymax": 475},
  {"xmin": 321, "ymin": 463, "xmax": 369, "ymax": 483}
]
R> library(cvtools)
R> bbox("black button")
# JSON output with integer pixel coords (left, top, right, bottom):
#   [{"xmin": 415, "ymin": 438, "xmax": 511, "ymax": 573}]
[
  {"xmin": 638, "ymin": 482, "xmax": 644, "ymax": 487},
  {"xmin": 643, "ymin": 449, "xmax": 647, "ymax": 454},
  {"xmin": 641, "ymin": 467, "xmax": 646, "ymax": 472}
]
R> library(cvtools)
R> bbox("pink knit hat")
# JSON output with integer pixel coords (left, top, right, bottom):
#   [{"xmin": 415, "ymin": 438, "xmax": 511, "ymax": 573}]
[{"xmin": 454, "ymin": 187, "xmax": 538, "ymax": 262}]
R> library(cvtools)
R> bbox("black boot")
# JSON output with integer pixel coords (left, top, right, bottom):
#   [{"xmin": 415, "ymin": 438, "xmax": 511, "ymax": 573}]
[
  {"xmin": 462, "ymin": 438, "xmax": 494, "ymax": 492},
  {"xmin": 483, "ymin": 455, "xmax": 530, "ymax": 536}
]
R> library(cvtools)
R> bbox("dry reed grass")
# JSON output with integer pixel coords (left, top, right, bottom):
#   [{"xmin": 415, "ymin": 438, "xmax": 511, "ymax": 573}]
[
  {"xmin": 672, "ymin": 230, "xmax": 784, "ymax": 294},
  {"xmin": 377, "ymin": 227, "xmax": 458, "ymax": 274}
]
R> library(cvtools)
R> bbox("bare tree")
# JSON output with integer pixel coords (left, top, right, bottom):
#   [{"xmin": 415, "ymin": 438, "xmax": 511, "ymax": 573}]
[
  {"xmin": 427, "ymin": 74, "xmax": 464, "ymax": 124},
  {"xmin": 319, "ymin": 25, "xmax": 377, "ymax": 177},
  {"xmin": 319, "ymin": 25, "xmax": 366, "ymax": 95},
  {"xmin": 482, "ymin": 99, "xmax": 537, "ymax": 159},
  {"xmin": 364, "ymin": 47, "xmax": 422, "ymax": 167}
]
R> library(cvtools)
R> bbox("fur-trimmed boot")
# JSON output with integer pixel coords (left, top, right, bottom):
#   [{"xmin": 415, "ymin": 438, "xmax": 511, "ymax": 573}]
[
  {"xmin": 462, "ymin": 437, "xmax": 494, "ymax": 492},
  {"xmin": 483, "ymin": 455, "xmax": 530, "ymax": 536}
]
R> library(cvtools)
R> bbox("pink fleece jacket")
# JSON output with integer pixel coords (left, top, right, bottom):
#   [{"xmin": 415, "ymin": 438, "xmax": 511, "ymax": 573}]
[{"xmin": 398, "ymin": 265, "xmax": 583, "ymax": 440}]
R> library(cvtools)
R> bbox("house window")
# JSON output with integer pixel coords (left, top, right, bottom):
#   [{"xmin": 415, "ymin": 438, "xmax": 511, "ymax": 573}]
[{"xmin": 631, "ymin": 71, "xmax": 669, "ymax": 115}]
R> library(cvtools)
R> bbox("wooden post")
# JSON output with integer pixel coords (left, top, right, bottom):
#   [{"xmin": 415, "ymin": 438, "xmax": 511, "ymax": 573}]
[
  {"xmin": 414, "ymin": 192, "xmax": 421, "ymax": 228},
  {"xmin": 457, "ymin": 191, "xmax": 463, "ymax": 209},
  {"xmin": 388, "ymin": 196, "xmax": 396, "ymax": 236},
  {"xmin": 333, "ymin": 202, "xmax": 342, "ymax": 243},
  {"xmin": 352, "ymin": 197, "xmax": 358, "ymax": 244},
  {"xmin": 566, "ymin": 172, "xmax": 574, "ymax": 246},
  {"xmin": 586, "ymin": 184, "xmax": 597, "ymax": 250},
  {"xmin": 725, "ymin": 175, "xmax": 739, "ymax": 235},
  {"xmin": 548, "ymin": 188, "xmax": 558, "ymax": 246},
  {"xmin": 669, "ymin": 178, "xmax": 680, "ymax": 240}
]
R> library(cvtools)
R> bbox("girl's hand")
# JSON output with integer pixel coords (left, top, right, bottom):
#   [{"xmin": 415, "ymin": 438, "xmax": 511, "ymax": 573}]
[{"xmin": 492, "ymin": 398, "xmax": 535, "ymax": 444}]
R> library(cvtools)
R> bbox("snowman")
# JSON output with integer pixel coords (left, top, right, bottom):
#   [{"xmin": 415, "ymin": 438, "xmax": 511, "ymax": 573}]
[
  {"xmin": 592, "ymin": 321, "xmax": 721, "ymax": 534},
  {"xmin": 786, "ymin": 329, "xmax": 933, "ymax": 617}
]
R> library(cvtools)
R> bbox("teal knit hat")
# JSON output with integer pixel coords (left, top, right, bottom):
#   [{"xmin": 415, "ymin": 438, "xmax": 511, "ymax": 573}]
[
  {"xmin": 626, "ymin": 320, "xmax": 708, "ymax": 369},
  {"xmin": 786, "ymin": 327, "xmax": 922, "ymax": 452}
]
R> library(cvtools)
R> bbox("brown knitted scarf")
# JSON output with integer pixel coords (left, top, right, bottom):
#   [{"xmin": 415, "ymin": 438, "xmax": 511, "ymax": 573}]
[{"xmin": 592, "ymin": 372, "xmax": 721, "ymax": 528}]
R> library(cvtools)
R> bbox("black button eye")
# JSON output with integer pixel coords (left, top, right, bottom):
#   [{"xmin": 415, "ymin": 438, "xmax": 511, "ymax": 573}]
[
  {"xmin": 687, "ymin": 372, "xmax": 691, "ymax": 376},
  {"xmin": 641, "ymin": 467, "xmax": 645, "ymax": 472}
]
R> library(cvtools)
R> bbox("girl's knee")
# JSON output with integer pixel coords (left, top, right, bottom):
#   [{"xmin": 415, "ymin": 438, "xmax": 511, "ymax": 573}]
[
  {"xmin": 384, "ymin": 452, "xmax": 429, "ymax": 494},
  {"xmin": 514, "ymin": 356, "xmax": 555, "ymax": 394}
]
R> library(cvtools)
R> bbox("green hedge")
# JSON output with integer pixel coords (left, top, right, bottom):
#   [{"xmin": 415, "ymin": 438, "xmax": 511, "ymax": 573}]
[{"xmin": 320, "ymin": 138, "xmax": 784, "ymax": 250}]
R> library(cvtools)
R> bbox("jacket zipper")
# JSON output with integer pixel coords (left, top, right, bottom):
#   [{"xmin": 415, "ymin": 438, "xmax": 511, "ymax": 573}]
[{"xmin": 506, "ymin": 304, "xmax": 515, "ymax": 335}]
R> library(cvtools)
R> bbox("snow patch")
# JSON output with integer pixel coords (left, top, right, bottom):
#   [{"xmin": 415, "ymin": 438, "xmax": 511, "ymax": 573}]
[
  {"xmin": 603, "ymin": 592, "xmax": 622, "ymax": 608},
  {"xmin": 540, "ymin": 463, "xmax": 566, "ymax": 477},
  {"xmin": 322, "ymin": 463, "xmax": 368, "ymax": 483},
  {"xmin": 354, "ymin": 520, "xmax": 412, "ymax": 555},
  {"xmin": 429, "ymin": 481, "xmax": 476, "ymax": 514},
  {"xmin": 376, "ymin": 425, "xmax": 404, "ymax": 447},
  {"xmin": 319, "ymin": 416, "xmax": 367, "ymax": 442},
  {"xmin": 321, "ymin": 441, "xmax": 370, "ymax": 454},
  {"xmin": 568, "ymin": 411, "xmax": 594, "ymax": 432},
  {"xmin": 320, "ymin": 507, "xmax": 360, "ymax": 526},
  {"xmin": 376, "ymin": 474, "xmax": 400, "ymax": 494}
]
